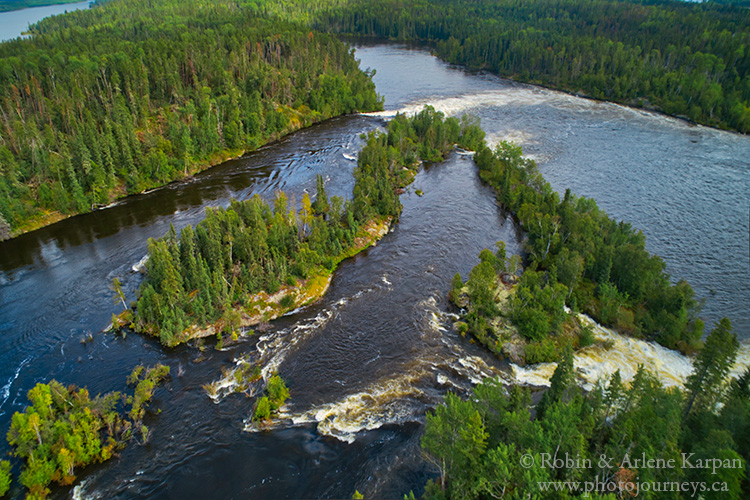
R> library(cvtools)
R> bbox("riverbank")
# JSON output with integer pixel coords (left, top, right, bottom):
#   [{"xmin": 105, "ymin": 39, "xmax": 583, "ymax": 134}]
[
  {"xmin": 0, "ymin": 1, "xmax": 384, "ymax": 241},
  {"xmin": 6, "ymin": 110, "xmax": 335, "ymax": 240},
  {"xmin": 182, "ymin": 216, "xmax": 393, "ymax": 344},
  {"xmin": 451, "ymin": 136, "xmax": 709, "ymax": 369},
  {"xmin": 319, "ymin": 0, "xmax": 750, "ymax": 135},
  {"xmin": 113, "ymin": 216, "xmax": 393, "ymax": 346},
  {"xmin": 0, "ymin": 0, "xmax": 82, "ymax": 13},
  {"xmin": 123, "ymin": 106, "xmax": 484, "ymax": 347}
]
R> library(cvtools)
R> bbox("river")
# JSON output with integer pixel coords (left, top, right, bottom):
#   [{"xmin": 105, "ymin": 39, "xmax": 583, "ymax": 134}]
[
  {"xmin": 0, "ymin": 40, "xmax": 748, "ymax": 498},
  {"xmin": 0, "ymin": 1, "xmax": 91, "ymax": 42}
]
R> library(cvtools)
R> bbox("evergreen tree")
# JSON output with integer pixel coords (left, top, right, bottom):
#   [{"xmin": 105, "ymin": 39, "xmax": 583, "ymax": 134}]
[{"xmin": 684, "ymin": 318, "xmax": 739, "ymax": 416}]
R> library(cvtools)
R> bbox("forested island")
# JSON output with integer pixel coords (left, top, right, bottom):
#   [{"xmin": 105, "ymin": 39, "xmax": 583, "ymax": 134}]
[
  {"xmin": 120, "ymin": 108, "xmax": 485, "ymax": 347},
  {"xmin": 0, "ymin": 0, "xmax": 381, "ymax": 238},
  {"xmin": 0, "ymin": 0, "xmax": 747, "ymax": 499},
  {"xmin": 450, "ymin": 140, "xmax": 704, "ymax": 363},
  {"xmin": 2, "ymin": 364, "xmax": 169, "ymax": 499},
  {"xmin": 415, "ymin": 118, "xmax": 748, "ymax": 499}
]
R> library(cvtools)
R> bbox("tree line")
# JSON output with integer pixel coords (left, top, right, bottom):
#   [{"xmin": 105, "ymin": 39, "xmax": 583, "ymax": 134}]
[
  {"xmin": 312, "ymin": 0, "xmax": 750, "ymax": 134},
  {"xmin": 453, "ymin": 139, "xmax": 705, "ymax": 363},
  {"xmin": 0, "ymin": 0, "xmax": 381, "ymax": 237},
  {"xmin": 0, "ymin": 0, "xmax": 80, "ymax": 12},
  {"xmin": 128, "ymin": 107, "xmax": 484, "ymax": 346},
  {"xmin": 419, "ymin": 319, "xmax": 748, "ymax": 499}
]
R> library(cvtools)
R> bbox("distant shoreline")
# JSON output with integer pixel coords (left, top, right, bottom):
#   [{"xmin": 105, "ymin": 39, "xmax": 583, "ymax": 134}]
[{"xmin": 0, "ymin": 0, "xmax": 84, "ymax": 14}]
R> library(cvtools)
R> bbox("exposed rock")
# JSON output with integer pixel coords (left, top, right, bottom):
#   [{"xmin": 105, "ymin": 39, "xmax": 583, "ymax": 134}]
[{"xmin": 0, "ymin": 214, "xmax": 10, "ymax": 241}]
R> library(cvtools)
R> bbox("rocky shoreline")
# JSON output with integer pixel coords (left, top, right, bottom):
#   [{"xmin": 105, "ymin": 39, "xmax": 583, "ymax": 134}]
[{"xmin": 115, "ymin": 216, "xmax": 393, "ymax": 345}]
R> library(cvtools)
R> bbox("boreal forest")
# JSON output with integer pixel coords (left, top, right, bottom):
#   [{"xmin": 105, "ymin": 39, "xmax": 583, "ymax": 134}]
[
  {"xmin": 0, "ymin": 0, "xmax": 381, "ymax": 236},
  {"xmin": 0, "ymin": 0, "xmax": 748, "ymax": 499},
  {"xmin": 0, "ymin": 0, "xmax": 80, "ymax": 13},
  {"xmin": 314, "ymin": 0, "xmax": 750, "ymax": 133},
  {"xmin": 2, "ymin": 0, "xmax": 750, "ymax": 237}
]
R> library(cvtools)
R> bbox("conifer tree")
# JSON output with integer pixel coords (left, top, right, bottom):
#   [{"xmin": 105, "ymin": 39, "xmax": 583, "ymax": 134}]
[{"xmin": 684, "ymin": 318, "xmax": 739, "ymax": 416}]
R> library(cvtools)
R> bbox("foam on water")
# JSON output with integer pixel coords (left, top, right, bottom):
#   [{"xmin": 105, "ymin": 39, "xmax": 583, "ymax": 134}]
[
  {"xmin": 71, "ymin": 480, "xmax": 103, "ymax": 500},
  {"xmin": 206, "ymin": 281, "xmax": 389, "ymax": 402},
  {"xmin": 485, "ymin": 130, "xmax": 536, "ymax": 149},
  {"xmin": 365, "ymin": 83, "xmax": 720, "ymax": 142},
  {"xmin": 511, "ymin": 312, "xmax": 750, "ymax": 390},
  {"xmin": 131, "ymin": 255, "xmax": 148, "ymax": 273},
  {"xmin": 253, "ymin": 370, "xmax": 430, "ymax": 443},
  {"xmin": 239, "ymin": 294, "xmax": 506, "ymax": 442},
  {"xmin": 365, "ymin": 88, "xmax": 572, "ymax": 120},
  {"xmin": 0, "ymin": 356, "xmax": 31, "ymax": 414}
]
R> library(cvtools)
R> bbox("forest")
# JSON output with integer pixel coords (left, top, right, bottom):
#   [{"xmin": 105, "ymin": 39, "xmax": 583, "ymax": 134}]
[
  {"xmin": 451, "ymin": 140, "xmax": 705, "ymax": 363},
  {"xmin": 126, "ymin": 107, "xmax": 484, "ymax": 346},
  {"xmin": 0, "ymin": 0, "xmax": 381, "ymax": 237},
  {"xmin": 3, "ymin": 0, "xmax": 749, "ymax": 237},
  {"xmin": 419, "ymin": 319, "xmax": 748, "ymax": 499},
  {"xmin": 0, "ymin": 0, "xmax": 80, "ymax": 12},
  {"xmin": 312, "ymin": 0, "xmax": 750, "ymax": 134},
  {"xmin": 2, "ymin": 364, "xmax": 169, "ymax": 499}
]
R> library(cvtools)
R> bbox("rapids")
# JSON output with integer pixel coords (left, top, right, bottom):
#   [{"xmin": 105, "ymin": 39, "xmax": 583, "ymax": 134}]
[{"xmin": 0, "ymin": 41, "xmax": 747, "ymax": 498}]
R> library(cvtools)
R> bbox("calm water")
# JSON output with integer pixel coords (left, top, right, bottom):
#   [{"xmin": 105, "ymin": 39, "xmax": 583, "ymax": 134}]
[
  {"xmin": 0, "ymin": 42, "xmax": 747, "ymax": 499},
  {"xmin": 0, "ymin": 1, "xmax": 91, "ymax": 42}
]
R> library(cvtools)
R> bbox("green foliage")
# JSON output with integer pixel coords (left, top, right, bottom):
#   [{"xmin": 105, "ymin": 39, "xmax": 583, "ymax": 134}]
[
  {"xmin": 253, "ymin": 397, "xmax": 271, "ymax": 422},
  {"xmin": 510, "ymin": 271, "xmax": 568, "ymax": 342},
  {"xmin": 449, "ymin": 272, "xmax": 463, "ymax": 302},
  {"xmin": 5, "ymin": 364, "xmax": 169, "ymax": 498},
  {"xmin": 128, "ymin": 364, "xmax": 171, "ymax": 422},
  {"xmin": 467, "ymin": 140, "xmax": 704, "ymax": 354},
  {"xmin": 523, "ymin": 336, "xmax": 564, "ymax": 365},
  {"xmin": 279, "ymin": 294, "xmax": 296, "ymax": 309},
  {"xmin": 252, "ymin": 374, "xmax": 290, "ymax": 422},
  {"xmin": 684, "ymin": 318, "xmax": 738, "ymax": 416},
  {"xmin": 577, "ymin": 325, "xmax": 595, "ymax": 348},
  {"xmin": 422, "ymin": 392, "xmax": 488, "ymax": 498},
  {"xmin": 316, "ymin": 0, "xmax": 750, "ymax": 134},
  {"xmin": 352, "ymin": 490, "xmax": 364, "ymax": 499},
  {"xmin": 111, "ymin": 277, "xmax": 127, "ymax": 310},
  {"xmin": 423, "ymin": 354, "xmax": 750, "ymax": 499},
  {"xmin": 457, "ymin": 239, "xmax": 573, "ymax": 361},
  {"xmin": 467, "ymin": 260, "xmax": 496, "ymax": 316},
  {"xmin": 0, "ymin": 0, "xmax": 80, "ymax": 12},
  {"xmin": 312, "ymin": 175, "xmax": 330, "ymax": 216},
  {"xmin": 0, "ymin": 460, "xmax": 10, "ymax": 496},
  {"xmin": 131, "ymin": 108, "xmax": 467, "ymax": 345},
  {"xmin": 0, "ymin": 0, "xmax": 382, "ymax": 234},
  {"xmin": 446, "ymin": 65, "xmax": 705, "ymax": 363},
  {"xmin": 536, "ymin": 347, "xmax": 574, "ymax": 420},
  {"xmin": 266, "ymin": 374, "xmax": 290, "ymax": 411}
]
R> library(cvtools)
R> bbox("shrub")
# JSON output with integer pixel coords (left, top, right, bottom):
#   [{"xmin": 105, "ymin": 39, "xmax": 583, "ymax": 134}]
[
  {"xmin": 578, "ymin": 325, "xmax": 595, "ymax": 348},
  {"xmin": 279, "ymin": 294, "xmax": 296, "ymax": 309},
  {"xmin": 267, "ymin": 375, "xmax": 290, "ymax": 410},
  {"xmin": 254, "ymin": 397, "xmax": 271, "ymax": 421},
  {"xmin": 525, "ymin": 337, "xmax": 562, "ymax": 364},
  {"xmin": 455, "ymin": 321, "xmax": 469, "ymax": 336}
]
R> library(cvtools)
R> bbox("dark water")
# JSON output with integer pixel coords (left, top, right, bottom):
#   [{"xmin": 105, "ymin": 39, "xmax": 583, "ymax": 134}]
[
  {"xmin": 359, "ymin": 44, "xmax": 750, "ymax": 338},
  {"xmin": 0, "ymin": 43, "xmax": 747, "ymax": 499},
  {"xmin": 0, "ymin": 1, "xmax": 91, "ymax": 42},
  {"xmin": 68, "ymin": 154, "xmax": 520, "ymax": 499}
]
